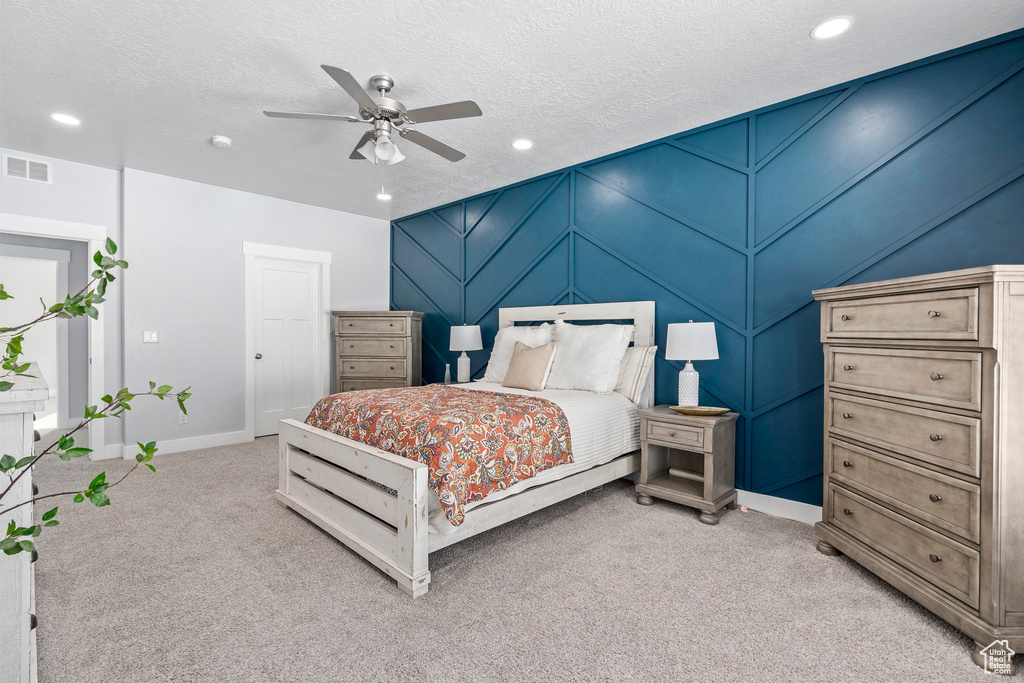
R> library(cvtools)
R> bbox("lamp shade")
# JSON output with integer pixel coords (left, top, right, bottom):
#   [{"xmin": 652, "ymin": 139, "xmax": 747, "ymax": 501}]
[
  {"xmin": 450, "ymin": 325, "xmax": 483, "ymax": 352},
  {"xmin": 665, "ymin": 322, "xmax": 719, "ymax": 361}
]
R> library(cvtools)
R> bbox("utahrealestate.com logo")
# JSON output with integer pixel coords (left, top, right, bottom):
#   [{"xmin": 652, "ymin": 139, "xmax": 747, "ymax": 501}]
[{"xmin": 979, "ymin": 640, "xmax": 1016, "ymax": 676}]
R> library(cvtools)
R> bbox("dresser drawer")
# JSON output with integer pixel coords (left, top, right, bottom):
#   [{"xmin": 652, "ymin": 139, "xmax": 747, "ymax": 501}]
[
  {"xmin": 646, "ymin": 421, "xmax": 703, "ymax": 450},
  {"xmin": 829, "ymin": 485, "xmax": 979, "ymax": 608},
  {"xmin": 829, "ymin": 347, "xmax": 982, "ymax": 411},
  {"xmin": 339, "ymin": 379, "xmax": 407, "ymax": 392},
  {"xmin": 829, "ymin": 394, "xmax": 980, "ymax": 477},
  {"xmin": 339, "ymin": 359, "xmax": 407, "ymax": 378},
  {"xmin": 828, "ymin": 438, "xmax": 981, "ymax": 542},
  {"xmin": 336, "ymin": 316, "xmax": 409, "ymax": 336},
  {"xmin": 825, "ymin": 288, "xmax": 978, "ymax": 341},
  {"xmin": 338, "ymin": 337, "xmax": 407, "ymax": 358}
]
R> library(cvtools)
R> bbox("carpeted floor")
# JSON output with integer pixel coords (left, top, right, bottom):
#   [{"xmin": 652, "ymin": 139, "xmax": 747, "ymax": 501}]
[{"xmin": 30, "ymin": 437, "xmax": 1017, "ymax": 682}]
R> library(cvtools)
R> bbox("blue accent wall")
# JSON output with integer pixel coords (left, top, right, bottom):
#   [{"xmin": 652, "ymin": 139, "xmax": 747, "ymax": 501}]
[{"xmin": 391, "ymin": 30, "xmax": 1024, "ymax": 506}]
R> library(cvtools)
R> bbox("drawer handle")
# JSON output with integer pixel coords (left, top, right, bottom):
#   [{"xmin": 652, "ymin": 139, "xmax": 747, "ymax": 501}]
[
  {"xmin": 929, "ymin": 433, "xmax": 943, "ymax": 442},
  {"xmin": 349, "ymin": 366, "xmax": 355, "ymax": 370},
  {"xmin": 390, "ymin": 345, "xmax": 395, "ymax": 349},
  {"xmin": 389, "ymin": 323, "xmax": 394, "ymax": 327},
  {"xmin": 927, "ymin": 310, "xmax": 941, "ymax": 318},
  {"xmin": 930, "ymin": 372, "xmax": 943, "ymax": 381},
  {"xmin": 390, "ymin": 366, "xmax": 395, "ymax": 371},
  {"xmin": 929, "ymin": 493, "xmax": 942, "ymax": 503},
  {"xmin": 842, "ymin": 364, "xmax": 854, "ymax": 372},
  {"xmin": 842, "ymin": 460, "xmax": 852, "ymax": 468},
  {"xmin": 842, "ymin": 412, "xmax": 852, "ymax": 420},
  {"xmin": 929, "ymin": 554, "xmax": 942, "ymax": 563},
  {"xmin": 843, "ymin": 508, "xmax": 853, "ymax": 516},
  {"xmin": 840, "ymin": 314, "xmax": 852, "ymax": 321},
  {"xmin": 669, "ymin": 431, "xmax": 677, "ymax": 437}
]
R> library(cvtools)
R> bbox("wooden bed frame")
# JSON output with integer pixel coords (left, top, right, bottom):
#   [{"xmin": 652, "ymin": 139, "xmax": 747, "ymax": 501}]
[{"xmin": 275, "ymin": 301, "xmax": 655, "ymax": 597}]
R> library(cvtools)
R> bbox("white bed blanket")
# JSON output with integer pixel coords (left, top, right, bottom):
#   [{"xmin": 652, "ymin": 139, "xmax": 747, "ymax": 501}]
[{"xmin": 428, "ymin": 382, "xmax": 640, "ymax": 534}]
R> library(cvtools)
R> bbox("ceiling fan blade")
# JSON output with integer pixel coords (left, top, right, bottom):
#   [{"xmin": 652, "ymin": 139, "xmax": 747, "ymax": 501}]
[
  {"xmin": 400, "ymin": 129, "xmax": 466, "ymax": 162},
  {"xmin": 403, "ymin": 100, "xmax": 482, "ymax": 124},
  {"xmin": 263, "ymin": 111, "xmax": 362, "ymax": 122},
  {"xmin": 349, "ymin": 130, "xmax": 375, "ymax": 160},
  {"xmin": 321, "ymin": 65, "xmax": 379, "ymax": 113}
]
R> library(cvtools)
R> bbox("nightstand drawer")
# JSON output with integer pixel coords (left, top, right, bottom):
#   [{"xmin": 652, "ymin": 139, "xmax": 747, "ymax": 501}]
[
  {"xmin": 336, "ymin": 316, "xmax": 409, "ymax": 336},
  {"xmin": 824, "ymin": 288, "xmax": 978, "ymax": 341},
  {"xmin": 339, "ymin": 379, "xmax": 407, "ymax": 392},
  {"xmin": 829, "ymin": 347, "xmax": 981, "ymax": 412},
  {"xmin": 829, "ymin": 485, "xmax": 979, "ymax": 608},
  {"xmin": 338, "ymin": 337, "xmax": 407, "ymax": 358},
  {"xmin": 829, "ymin": 394, "xmax": 980, "ymax": 477},
  {"xmin": 647, "ymin": 422, "xmax": 703, "ymax": 449},
  {"xmin": 828, "ymin": 438, "xmax": 980, "ymax": 542},
  {"xmin": 340, "ymin": 359, "xmax": 407, "ymax": 378}
]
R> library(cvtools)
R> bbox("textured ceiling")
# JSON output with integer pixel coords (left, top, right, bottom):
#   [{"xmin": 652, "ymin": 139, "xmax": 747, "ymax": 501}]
[{"xmin": 2, "ymin": 0, "xmax": 1023, "ymax": 220}]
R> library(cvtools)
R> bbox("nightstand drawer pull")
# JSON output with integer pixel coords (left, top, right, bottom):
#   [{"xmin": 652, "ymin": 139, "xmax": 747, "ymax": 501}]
[
  {"xmin": 843, "ymin": 508, "xmax": 853, "ymax": 516},
  {"xmin": 929, "ymin": 493, "xmax": 942, "ymax": 503},
  {"xmin": 843, "ymin": 364, "xmax": 854, "ymax": 371},
  {"xmin": 927, "ymin": 310, "xmax": 941, "ymax": 318},
  {"xmin": 842, "ymin": 412, "xmax": 852, "ymax": 420},
  {"xmin": 842, "ymin": 460, "xmax": 853, "ymax": 468},
  {"xmin": 930, "ymin": 372, "xmax": 943, "ymax": 381},
  {"xmin": 841, "ymin": 314, "xmax": 852, "ymax": 321},
  {"xmin": 929, "ymin": 433, "xmax": 943, "ymax": 442},
  {"xmin": 929, "ymin": 554, "xmax": 942, "ymax": 563}
]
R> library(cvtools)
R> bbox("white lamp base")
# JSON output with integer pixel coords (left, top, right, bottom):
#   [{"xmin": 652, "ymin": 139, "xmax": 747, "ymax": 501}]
[
  {"xmin": 457, "ymin": 351, "xmax": 471, "ymax": 383},
  {"xmin": 677, "ymin": 362, "xmax": 699, "ymax": 406}
]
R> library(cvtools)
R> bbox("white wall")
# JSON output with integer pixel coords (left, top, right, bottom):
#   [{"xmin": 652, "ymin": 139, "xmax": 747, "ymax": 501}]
[
  {"xmin": 121, "ymin": 168, "xmax": 389, "ymax": 446},
  {"xmin": 0, "ymin": 148, "xmax": 123, "ymax": 446}
]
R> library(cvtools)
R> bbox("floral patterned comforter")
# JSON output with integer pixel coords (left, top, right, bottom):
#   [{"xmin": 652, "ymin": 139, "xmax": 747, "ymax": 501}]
[{"xmin": 304, "ymin": 385, "xmax": 573, "ymax": 526}]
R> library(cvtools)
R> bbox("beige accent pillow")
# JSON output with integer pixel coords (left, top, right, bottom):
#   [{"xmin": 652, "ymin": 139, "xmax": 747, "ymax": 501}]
[
  {"xmin": 501, "ymin": 341, "xmax": 557, "ymax": 391},
  {"xmin": 614, "ymin": 345, "xmax": 658, "ymax": 404}
]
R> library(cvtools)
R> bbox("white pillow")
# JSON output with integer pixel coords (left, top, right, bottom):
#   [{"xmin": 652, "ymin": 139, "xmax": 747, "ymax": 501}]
[
  {"xmin": 545, "ymin": 320, "xmax": 634, "ymax": 393},
  {"xmin": 614, "ymin": 345, "xmax": 658, "ymax": 404},
  {"xmin": 482, "ymin": 323, "xmax": 553, "ymax": 383}
]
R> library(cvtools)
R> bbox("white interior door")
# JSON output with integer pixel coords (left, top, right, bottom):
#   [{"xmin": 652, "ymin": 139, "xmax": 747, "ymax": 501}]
[{"xmin": 253, "ymin": 256, "xmax": 321, "ymax": 437}]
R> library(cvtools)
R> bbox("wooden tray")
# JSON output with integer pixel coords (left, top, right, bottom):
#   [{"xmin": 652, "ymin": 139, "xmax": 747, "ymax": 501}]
[{"xmin": 669, "ymin": 406, "xmax": 730, "ymax": 416}]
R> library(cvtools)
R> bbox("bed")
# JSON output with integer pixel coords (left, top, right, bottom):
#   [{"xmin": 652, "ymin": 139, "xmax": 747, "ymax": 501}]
[{"xmin": 275, "ymin": 301, "xmax": 655, "ymax": 597}]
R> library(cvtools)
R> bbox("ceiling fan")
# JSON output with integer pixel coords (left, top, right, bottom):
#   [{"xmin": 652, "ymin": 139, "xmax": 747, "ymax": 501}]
[{"xmin": 264, "ymin": 65, "xmax": 482, "ymax": 165}]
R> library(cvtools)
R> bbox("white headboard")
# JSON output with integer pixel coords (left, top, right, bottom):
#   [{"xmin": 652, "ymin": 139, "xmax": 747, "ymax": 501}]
[{"xmin": 497, "ymin": 301, "xmax": 656, "ymax": 408}]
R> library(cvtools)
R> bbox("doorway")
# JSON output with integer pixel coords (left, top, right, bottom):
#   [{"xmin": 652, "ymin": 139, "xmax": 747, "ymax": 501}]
[{"xmin": 243, "ymin": 243, "xmax": 331, "ymax": 438}]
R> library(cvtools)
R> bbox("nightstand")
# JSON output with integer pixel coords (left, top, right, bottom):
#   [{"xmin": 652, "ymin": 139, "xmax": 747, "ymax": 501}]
[{"xmin": 635, "ymin": 406, "xmax": 739, "ymax": 524}]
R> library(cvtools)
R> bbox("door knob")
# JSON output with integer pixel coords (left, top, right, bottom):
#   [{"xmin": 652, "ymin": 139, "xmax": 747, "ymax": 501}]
[{"xmin": 255, "ymin": 353, "xmax": 263, "ymax": 360}]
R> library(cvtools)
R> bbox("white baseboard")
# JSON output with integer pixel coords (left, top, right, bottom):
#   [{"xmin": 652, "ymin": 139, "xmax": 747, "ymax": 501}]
[
  {"xmin": 116, "ymin": 430, "xmax": 250, "ymax": 460},
  {"xmin": 736, "ymin": 489, "xmax": 822, "ymax": 526}
]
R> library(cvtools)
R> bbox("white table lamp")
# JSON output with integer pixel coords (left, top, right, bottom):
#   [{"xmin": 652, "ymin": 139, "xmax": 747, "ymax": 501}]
[
  {"xmin": 665, "ymin": 321, "xmax": 719, "ymax": 406},
  {"xmin": 449, "ymin": 325, "xmax": 482, "ymax": 383}
]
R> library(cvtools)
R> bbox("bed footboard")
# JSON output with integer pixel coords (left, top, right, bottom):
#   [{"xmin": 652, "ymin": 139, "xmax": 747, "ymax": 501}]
[{"xmin": 275, "ymin": 419, "xmax": 431, "ymax": 597}]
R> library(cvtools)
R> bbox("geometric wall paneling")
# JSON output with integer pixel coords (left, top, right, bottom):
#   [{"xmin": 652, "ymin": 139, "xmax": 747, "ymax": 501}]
[
  {"xmin": 574, "ymin": 173, "xmax": 747, "ymax": 326},
  {"xmin": 465, "ymin": 175, "xmax": 561, "ymax": 274},
  {"xmin": 392, "ymin": 29, "xmax": 1024, "ymax": 507},
  {"xmin": 393, "ymin": 212, "xmax": 462, "ymax": 278},
  {"xmin": 675, "ymin": 118, "xmax": 749, "ymax": 168},
  {"xmin": 755, "ymin": 91, "xmax": 842, "ymax": 164},
  {"xmin": 581, "ymin": 144, "xmax": 748, "ymax": 247},
  {"xmin": 754, "ymin": 36, "xmax": 1024, "ymax": 244}
]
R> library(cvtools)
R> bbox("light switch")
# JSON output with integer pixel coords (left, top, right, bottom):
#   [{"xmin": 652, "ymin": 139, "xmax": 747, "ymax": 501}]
[{"xmin": 143, "ymin": 331, "xmax": 159, "ymax": 343}]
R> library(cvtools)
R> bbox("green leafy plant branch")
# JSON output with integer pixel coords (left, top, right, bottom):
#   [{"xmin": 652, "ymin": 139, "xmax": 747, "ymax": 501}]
[{"xmin": 0, "ymin": 239, "xmax": 191, "ymax": 555}]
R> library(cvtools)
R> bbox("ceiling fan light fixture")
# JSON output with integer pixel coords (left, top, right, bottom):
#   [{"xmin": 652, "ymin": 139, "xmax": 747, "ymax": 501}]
[
  {"xmin": 512, "ymin": 139, "xmax": 533, "ymax": 150},
  {"xmin": 810, "ymin": 16, "xmax": 854, "ymax": 40},
  {"xmin": 375, "ymin": 135, "xmax": 398, "ymax": 161}
]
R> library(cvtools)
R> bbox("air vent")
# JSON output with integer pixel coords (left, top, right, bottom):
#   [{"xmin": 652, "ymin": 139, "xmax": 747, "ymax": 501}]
[{"xmin": 4, "ymin": 155, "xmax": 51, "ymax": 184}]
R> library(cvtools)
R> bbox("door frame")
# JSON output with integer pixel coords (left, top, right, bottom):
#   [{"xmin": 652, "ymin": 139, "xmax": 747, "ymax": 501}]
[
  {"xmin": 243, "ymin": 242, "xmax": 331, "ymax": 441},
  {"xmin": 0, "ymin": 244, "xmax": 72, "ymax": 429},
  {"xmin": 0, "ymin": 214, "xmax": 108, "ymax": 456}
]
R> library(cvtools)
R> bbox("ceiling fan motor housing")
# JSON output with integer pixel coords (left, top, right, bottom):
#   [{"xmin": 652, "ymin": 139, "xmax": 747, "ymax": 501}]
[{"xmin": 361, "ymin": 95, "xmax": 406, "ymax": 121}]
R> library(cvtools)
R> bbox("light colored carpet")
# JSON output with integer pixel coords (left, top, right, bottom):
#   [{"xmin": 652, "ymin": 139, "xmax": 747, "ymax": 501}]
[{"xmin": 31, "ymin": 437, "xmax": 1016, "ymax": 682}]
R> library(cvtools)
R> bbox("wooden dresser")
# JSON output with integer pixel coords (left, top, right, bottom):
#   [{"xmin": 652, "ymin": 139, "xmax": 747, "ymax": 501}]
[
  {"xmin": 813, "ymin": 267, "xmax": 1024, "ymax": 671},
  {"xmin": 332, "ymin": 311, "xmax": 422, "ymax": 392}
]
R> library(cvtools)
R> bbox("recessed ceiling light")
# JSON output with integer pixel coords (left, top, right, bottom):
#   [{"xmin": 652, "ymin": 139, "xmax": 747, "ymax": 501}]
[
  {"xmin": 50, "ymin": 113, "xmax": 80, "ymax": 126},
  {"xmin": 377, "ymin": 192, "xmax": 392, "ymax": 201},
  {"xmin": 511, "ymin": 139, "xmax": 533, "ymax": 150},
  {"xmin": 210, "ymin": 135, "xmax": 233, "ymax": 148},
  {"xmin": 810, "ymin": 16, "xmax": 854, "ymax": 40}
]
